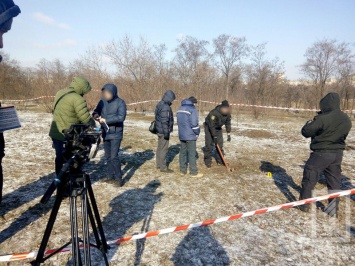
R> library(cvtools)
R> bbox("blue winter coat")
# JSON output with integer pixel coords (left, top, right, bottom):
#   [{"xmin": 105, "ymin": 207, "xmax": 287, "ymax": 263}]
[
  {"xmin": 155, "ymin": 90, "xmax": 176, "ymax": 138},
  {"xmin": 176, "ymin": 99, "xmax": 200, "ymax": 141},
  {"xmin": 93, "ymin": 84, "xmax": 127, "ymax": 140}
]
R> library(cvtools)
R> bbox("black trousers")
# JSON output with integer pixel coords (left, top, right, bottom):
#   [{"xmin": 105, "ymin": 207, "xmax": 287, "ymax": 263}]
[
  {"xmin": 104, "ymin": 138, "xmax": 122, "ymax": 180},
  {"xmin": 52, "ymin": 138, "xmax": 65, "ymax": 175},
  {"xmin": 203, "ymin": 124, "xmax": 224, "ymax": 165},
  {"xmin": 300, "ymin": 152, "xmax": 343, "ymax": 200},
  {"xmin": 0, "ymin": 133, "xmax": 5, "ymax": 204}
]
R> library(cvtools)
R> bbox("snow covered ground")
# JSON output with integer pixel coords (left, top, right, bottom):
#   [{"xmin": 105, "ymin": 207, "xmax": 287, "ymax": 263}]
[{"xmin": 0, "ymin": 111, "xmax": 354, "ymax": 265}]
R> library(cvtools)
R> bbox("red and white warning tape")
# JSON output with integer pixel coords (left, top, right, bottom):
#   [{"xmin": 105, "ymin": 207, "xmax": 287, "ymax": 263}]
[
  {"xmin": 1, "ymin": 189, "xmax": 354, "ymax": 262},
  {"xmin": 200, "ymin": 100, "xmax": 352, "ymax": 113},
  {"xmin": 1, "ymin": 96, "xmax": 55, "ymax": 102},
  {"xmin": 1, "ymin": 97, "xmax": 352, "ymax": 113}
]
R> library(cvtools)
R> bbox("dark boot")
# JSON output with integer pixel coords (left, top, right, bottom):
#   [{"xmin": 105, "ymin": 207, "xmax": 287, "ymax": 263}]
[
  {"xmin": 298, "ymin": 204, "xmax": 310, "ymax": 213},
  {"xmin": 161, "ymin": 168, "xmax": 174, "ymax": 173}
]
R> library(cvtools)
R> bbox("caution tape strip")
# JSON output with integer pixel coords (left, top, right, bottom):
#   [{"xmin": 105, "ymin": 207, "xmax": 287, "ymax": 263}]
[
  {"xmin": 1, "ymin": 97, "xmax": 352, "ymax": 113},
  {"xmin": 1, "ymin": 189, "xmax": 354, "ymax": 262},
  {"xmin": 199, "ymin": 100, "xmax": 352, "ymax": 113}
]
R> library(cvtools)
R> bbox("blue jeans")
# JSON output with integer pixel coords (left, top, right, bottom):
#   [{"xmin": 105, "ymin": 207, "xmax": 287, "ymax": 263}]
[
  {"xmin": 52, "ymin": 138, "xmax": 64, "ymax": 175},
  {"xmin": 104, "ymin": 139, "xmax": 122, "ymax": 180},
  {"xmin": 179, "ymin": 140, "xmax": 198, "ymax": 175}
]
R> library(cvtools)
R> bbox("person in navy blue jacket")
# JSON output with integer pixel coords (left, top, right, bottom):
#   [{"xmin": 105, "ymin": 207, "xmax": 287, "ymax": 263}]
[
  {"xmin": 0, "ymin": 0, "xmax": 21, "ymax": 206},
  {"xmin": 93, "ymin": 84, "xmax": 127, "ymax": 186},
  {"xmin": 176, "ymin": 97, "xmax": 203, "ymax": 177}
]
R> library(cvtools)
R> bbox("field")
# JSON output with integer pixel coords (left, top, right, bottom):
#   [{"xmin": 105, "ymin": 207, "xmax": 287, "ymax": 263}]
[{"xmin": 0, "ymin": 110, "xmax": 354, "ymax": 265}]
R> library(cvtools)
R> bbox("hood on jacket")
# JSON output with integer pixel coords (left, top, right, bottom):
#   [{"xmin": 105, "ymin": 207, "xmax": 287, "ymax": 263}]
[
  {"xmin": 162, "ymin": 90, "xmax": 176, "ymax": 104},
  {"xmin": 181, "ymin": 98, "xmax": 194, "ymax": 106},
  {"xmin": 0, "ymin": 0, "xmax": 20, "ymax": 31},
  {"xmin": 320, "ymin": 92, "xmax": 340, "ymax": 113},
  {"xmin": 102, "ymin": 83, "xmax": 118, "ymax": 100},
  {"xmin": 69, "ymin": 77, "xmax": 92, "ymax": 96}
]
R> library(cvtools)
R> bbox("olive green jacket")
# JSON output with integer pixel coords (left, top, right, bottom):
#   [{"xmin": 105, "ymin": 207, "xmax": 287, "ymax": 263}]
[{"xmin": 49, "ymin": 77, "xmax": 95, "ymax": 141}]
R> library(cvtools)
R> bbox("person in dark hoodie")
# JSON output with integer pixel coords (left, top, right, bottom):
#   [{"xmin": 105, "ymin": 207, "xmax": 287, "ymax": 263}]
[
  {"xmin": 93, "ymin": 84, "xmax": 127, "ymax": 186},
  {"xmin": 177, "ymin": 96, "xmax": 203, "ymax": 177},
  {"xmin": 155, "ymin": 90, "xmax": 176, "ymax": 173},
  {"xmin": 203, "ymin": 100, "xmax": 232, "ymax": 168},
  {"xmin": 0, "ymin": 0, "xmax": 21, "ymax": 206},
  {"xmin": 299, "ymin": 92, "xmax": 352, "ymax": 214}
]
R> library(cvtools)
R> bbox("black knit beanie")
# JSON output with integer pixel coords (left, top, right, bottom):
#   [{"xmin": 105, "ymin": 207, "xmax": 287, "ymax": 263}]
[{"xmin": 221, "ymin": 100, "xmax": 229, "ymax": 107}]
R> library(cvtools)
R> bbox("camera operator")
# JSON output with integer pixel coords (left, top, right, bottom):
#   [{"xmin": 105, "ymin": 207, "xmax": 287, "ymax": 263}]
[
  {"xmin": 93, "ymin": 84, "xmax": 126, "ymax": 187},
  {"xmin": 0, "ymin": 0, "xmax": 21, "ymax": 206},
  {"xmin": 49, "ymin": 77, "xmax": 95, "ymax": 175}
]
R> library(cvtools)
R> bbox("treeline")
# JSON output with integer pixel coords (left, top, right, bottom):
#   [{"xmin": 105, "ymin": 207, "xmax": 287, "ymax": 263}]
[{"xmin": 0, "ymin": 35, "xmax": 354, "ymax": 116}]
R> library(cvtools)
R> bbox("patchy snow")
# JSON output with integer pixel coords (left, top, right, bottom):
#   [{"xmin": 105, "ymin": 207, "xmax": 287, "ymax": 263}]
[{"xmin": 0, "ymin": 111, "xmax": 354, "ymax": 265}]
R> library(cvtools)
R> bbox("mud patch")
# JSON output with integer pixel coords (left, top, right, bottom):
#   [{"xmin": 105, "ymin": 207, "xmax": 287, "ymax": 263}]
[{"xmin": 239, "ymin": 129, "xmax": 278, "ymax": 139}]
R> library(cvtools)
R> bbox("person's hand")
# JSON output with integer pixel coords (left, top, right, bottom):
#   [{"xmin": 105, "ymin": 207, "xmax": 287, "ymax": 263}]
[
  {"xmin": 93, "ymin": 114, "xmax": 100, "ymax": 120},
  {"xmin": 227, "ymin": 134, "xmax": 231, "ymax": 142},
  {"xmin": 213, "ymin": 137, "xmax": 218, "ymax": 145},
  {"xmin": 99, "ymin": 118, "xmax": 106, "ymax": 123},
  {"xmin": 164, "ymin": 134, "xmax": 170, "ymax": 141},
  {"xmin": 196, "ymin": 135, "xmax": 199, "ymax": 139}
]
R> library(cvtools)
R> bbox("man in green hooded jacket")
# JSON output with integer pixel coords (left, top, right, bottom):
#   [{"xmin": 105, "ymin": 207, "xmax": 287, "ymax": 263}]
[{"xmin": 49, "ymin": 77, "xmax": 95, "ymax": 174}]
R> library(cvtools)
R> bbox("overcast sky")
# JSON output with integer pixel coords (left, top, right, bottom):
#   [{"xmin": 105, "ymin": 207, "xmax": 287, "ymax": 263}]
[{"xmin": 4, "ymin": 0, "xmax": 355, "ymax": 80}]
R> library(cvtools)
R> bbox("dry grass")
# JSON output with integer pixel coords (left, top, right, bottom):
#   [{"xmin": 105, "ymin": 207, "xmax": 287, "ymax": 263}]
[{"xmin": 0, "ymin": 112, "xmax": 354, "ymax": 265}]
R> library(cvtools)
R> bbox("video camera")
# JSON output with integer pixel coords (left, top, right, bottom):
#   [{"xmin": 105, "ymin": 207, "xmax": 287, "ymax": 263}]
[
  {"xmin": 41, "ymin": 124, "xmax": 101, "ymax": 204},
  {"xmin": 62, "ymin": 124, "xmax": 101, "ymax": 161}
]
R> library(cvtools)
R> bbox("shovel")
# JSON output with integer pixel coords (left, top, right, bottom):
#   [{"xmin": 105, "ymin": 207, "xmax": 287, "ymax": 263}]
[{"xmin": 216, "ymin": 143, "xmax": 235, "ymax": 172}]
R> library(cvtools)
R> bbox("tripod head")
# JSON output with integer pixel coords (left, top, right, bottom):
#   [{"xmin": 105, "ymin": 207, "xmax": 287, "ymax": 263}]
[{"xmin": 41, "ymin": 124, "xmax": 101, "ymax": 204}]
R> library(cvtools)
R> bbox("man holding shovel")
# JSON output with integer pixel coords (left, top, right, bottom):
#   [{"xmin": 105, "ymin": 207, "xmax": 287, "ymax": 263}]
[{"xmin": 203, "ymin": 100, "xmax": 232, "ymax": 168}]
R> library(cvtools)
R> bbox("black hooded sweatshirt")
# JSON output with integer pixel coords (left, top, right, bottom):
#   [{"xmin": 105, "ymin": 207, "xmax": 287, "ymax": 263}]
[{"xmin": 302, "ymin": 92, "xmax": 352, "ymax": 153}]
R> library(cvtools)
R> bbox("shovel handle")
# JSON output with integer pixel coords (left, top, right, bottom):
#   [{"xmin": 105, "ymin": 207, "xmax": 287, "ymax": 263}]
[{"xmin": 216, "ymin": 143, "xmax": 230, "ymax": 170}]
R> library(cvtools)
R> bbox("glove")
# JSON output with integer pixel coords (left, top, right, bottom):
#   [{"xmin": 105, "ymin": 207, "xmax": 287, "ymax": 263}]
[
  {"xmin": 93, "ymin": 113, "xmax": 100, "ymax": 120},
  {"xmin": 213, "ymin": 137, "xmax": 218, "ymax": 145},
  {"xmin": 164, "ymin": 134, "xmax": 170, "ymax": 141},
  {"xmin": 227, "ymin": 134, "xmax": 231, "ymax": 142}
]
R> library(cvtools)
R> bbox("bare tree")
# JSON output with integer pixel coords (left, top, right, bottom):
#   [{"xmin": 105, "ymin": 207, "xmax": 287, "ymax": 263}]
[
  {"xmin": 172, "ymin": 35, "xmax": 209, "ymax": 99},
  {"xmin": 300, "ymin": 39, "xmax": 354, "ymax": 105},
  {"xmin": 245, "ymin": 43, "xmax": 284, "ymax": 118},
  {"xmin": 213, "ymin": 34, "xmax": 249, "ymax": 99}
]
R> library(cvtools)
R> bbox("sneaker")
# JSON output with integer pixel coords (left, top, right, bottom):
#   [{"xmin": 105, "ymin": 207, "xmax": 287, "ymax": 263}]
[
  {"xmin": 205, "ymin": 163, "xmax": 212, "ymax": 168},
  {"xmin": 180, "ymin": 172, "xmax": 187, "ymax": 176},
  {"xmin": 160, "ymin": 169, "xmax": 174, "ymax": 173},
  {"xmin": 190, "ymin": 173, "xmax": 204, "ymax": 178}
]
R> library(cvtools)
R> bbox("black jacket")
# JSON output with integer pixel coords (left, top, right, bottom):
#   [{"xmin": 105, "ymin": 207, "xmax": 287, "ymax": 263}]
[
  {"xmin": 155, "ymin": 90, "xmax": 175, "ymax": 138},
  {"xmin": 302, "ymin": 92, "xmax": 352, "ymax": 153},
  {"xmin": 205, "ymin": 105, "xmax": 232, "ymax": 137},
  {"xmin": 93, "ymin": 84, "xmax": 127, "ymax": 140}
]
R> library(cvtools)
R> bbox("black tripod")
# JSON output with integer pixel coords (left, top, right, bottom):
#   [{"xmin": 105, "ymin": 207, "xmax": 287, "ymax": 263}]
[{"xmin": 31, "ymin": 158, "xmax": 109, "ymax": 265}]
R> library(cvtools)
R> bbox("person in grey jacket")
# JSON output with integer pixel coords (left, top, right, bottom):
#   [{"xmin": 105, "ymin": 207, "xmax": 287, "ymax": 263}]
[
  {"xmin": 155, "ymin": 90, "xmax": 176, "ymax": 173},
  {"xmin": 176, "ymin": 97, "xmax": 203, "ymax": 177}
]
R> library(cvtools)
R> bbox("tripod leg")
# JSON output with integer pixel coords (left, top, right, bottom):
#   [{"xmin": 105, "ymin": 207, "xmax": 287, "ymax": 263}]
[
  {"xmin": 81, "ymin": 180, "xmax": 91, "ymax": 266},
  {"xmin": 86, "ymin": 175, "xmax": 109, "ymax": 266},
  {"xmin": 70, "ymin": 194, "xmax": 81, "ymax": 266},
  {"xmin": 31, "ymin": 186, "xmax": 66, "ymax": 266}
]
